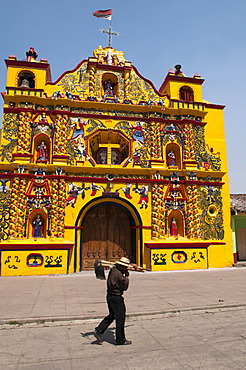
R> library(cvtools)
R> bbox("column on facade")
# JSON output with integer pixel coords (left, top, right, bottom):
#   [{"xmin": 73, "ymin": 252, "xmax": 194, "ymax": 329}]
[
  {"xmin": 151, "ymin": 183, "xmax": 165, "ymax": 239},
  {"xmin": 53, "ymin": 115, "xmax": 69, "ymax": 156},
  {"xmin": 8, "ymin": 177, "xmax": 27, "ymax": 239},
  {"xmin": 123, "ymin": 69, "xmax": 130, "ymax": 100},
  {"xmin": 0, "ymin": 183, "xmax": 11, "ymax": 241},
  {"xmin": 50, "ymin": 179, "xmax": 66, "ymax": 238},
  {"xmin": 89, "ymin": 65, "xmax": 96, "ymax": 96},
  {"xmin": 150, "ymin": 121, "xmax": 162, "ymax": 160},
  {"xmin": 183, "ymin": 123, "xmax": 196, "ymax": 161},
  {"xmin": 186, "ymin": 185, "xmax": 201, "ymax": 239},
  {"xmin": 17, "ymin": 112, "xmax": 32, "ymax": 153}
]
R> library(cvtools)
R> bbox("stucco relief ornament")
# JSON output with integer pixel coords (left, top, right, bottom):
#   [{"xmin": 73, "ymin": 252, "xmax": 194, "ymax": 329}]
[
  {"xmin": 39, "ymin": 125, "xmax": 49, "ymax": 134},
  {"xmin": 169, "ymin": 133, "xmax": 176, "ymax": 141}
]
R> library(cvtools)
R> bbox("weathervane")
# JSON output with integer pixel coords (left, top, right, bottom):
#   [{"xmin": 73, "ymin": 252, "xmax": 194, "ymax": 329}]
[{"xmin": 93, "ymin": 9, "xmax": 120, "ymax": 47}]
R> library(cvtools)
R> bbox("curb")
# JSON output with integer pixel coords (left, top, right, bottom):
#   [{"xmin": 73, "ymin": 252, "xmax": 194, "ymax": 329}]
[{"xmin": 1, "ymin": 303, "xmax": 246, "ymax": 328}]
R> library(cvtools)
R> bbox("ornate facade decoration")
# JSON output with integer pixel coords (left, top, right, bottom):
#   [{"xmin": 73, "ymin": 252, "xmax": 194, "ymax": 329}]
[
  {"xmin": 198, "ymin": 186, "xmax": 224, "ymax": 240},
  {"xmin": 0, "ymin": 46, "xmax": 232, "ymax": 276}
]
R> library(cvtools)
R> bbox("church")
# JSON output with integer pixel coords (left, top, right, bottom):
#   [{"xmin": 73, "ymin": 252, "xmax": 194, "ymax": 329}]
[{"xmin": 0, "ymin": 43, "xmax": 233, "ymax": 276}]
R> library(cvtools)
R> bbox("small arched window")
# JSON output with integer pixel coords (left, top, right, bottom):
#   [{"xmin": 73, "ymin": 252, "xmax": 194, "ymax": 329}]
[
  {"xmin": 179, "ymin": 86, "xmax": 194, "ymax": 102},
  {"xmin": 18, "ymin": 71, "xmax": 35, "ymax": 88}
]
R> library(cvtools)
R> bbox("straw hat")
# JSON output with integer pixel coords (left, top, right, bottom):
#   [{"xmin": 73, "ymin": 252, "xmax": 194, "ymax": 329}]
[{"xmin": 116, "ymin": 257, "xmax": 130, "ymax": 267}]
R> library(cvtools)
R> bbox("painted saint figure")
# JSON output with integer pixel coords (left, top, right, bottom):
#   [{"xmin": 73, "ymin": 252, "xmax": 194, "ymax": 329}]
[
  {"xmin": 122, "ymin": 183, "xmax": 132, "ymax": 199},
  {"xmin": 167, "ymin": 151, "xmax": 176, "ymax": 166},
  {"xmin": 70, "ymin": 118, "xmax": 87, "ymax": 140},
  {"xmin": 76, "ymin": 141, "xmax": 87, "ymax": 162},
  {"xmin": 103, "ymin": 79, "xmax": 115, "ymax": 97},
  {"xmin": 131, "ymin": 122, "xmax": 145, "ymax": 145},
  {"xmin": 133, "ymin": 150, "xmax": 141, "ymax": 165},
  {"xmin": 90, "ymin": 183, "xmax": 102, "ymax": 196},
  {"xmin": 33, "ymin": 214, "xmax": 43, "ymax": 238},
  {"xmin": 170, "ymin": 217, "xmax": 178, "ymax": 237},
  {"xmin": 66, "ymin": 183, "xmax": 82, "ymax": 208},
  {"xmin": 37, "ymin": 141, "xmax": 48, "ymax": 163},
  {"xmin": 135, "ymin": 185, "xmax": 149, "ymax": 209}
]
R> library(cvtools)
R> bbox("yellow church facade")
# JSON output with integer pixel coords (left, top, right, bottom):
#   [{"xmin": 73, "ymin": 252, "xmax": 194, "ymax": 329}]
[{"xmin": 0, "ymin": 46, "xmax": 233, "ymax": 276}]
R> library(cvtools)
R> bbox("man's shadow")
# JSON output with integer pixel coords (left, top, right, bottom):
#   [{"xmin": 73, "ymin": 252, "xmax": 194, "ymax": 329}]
[
  {"xmin": 80, "ymin": 328, "xmax": 115, "ymax": 345},
  {"xmin": 80, "ymin": 324, "xmax": 134, "ymax": 345}
]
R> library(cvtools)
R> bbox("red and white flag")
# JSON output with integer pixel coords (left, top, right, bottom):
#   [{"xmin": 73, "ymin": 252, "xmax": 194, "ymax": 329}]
[{"xmin": 93, "ymin": 9, "xmax": 112, "ymax": 21}]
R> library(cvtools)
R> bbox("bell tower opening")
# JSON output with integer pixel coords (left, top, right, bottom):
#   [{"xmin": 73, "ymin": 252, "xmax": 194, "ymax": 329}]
[{"xmin": 18, "ymin": 71, "xmax": 35, "ymax": 88}]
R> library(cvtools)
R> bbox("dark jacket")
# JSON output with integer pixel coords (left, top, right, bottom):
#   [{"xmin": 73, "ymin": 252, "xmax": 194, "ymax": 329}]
[{"xmin": 107, "ymin": 266, "xmax": 129, "ymax": 296}]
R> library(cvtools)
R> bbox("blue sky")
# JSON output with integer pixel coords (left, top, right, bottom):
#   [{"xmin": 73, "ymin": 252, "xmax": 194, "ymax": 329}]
[{"xmin": 0, "ymin": 0, "xmax": 245, "ymax": 193}]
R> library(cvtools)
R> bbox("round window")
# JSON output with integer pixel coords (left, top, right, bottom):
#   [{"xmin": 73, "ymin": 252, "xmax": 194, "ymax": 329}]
[{"xmin": 208, "ymin": 205, "xmax": 218, "ymax": 217}]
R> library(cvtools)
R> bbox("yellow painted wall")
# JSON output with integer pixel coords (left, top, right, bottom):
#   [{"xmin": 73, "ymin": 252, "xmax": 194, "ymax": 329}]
[
  {"xmin": 151, "ymin": 248, "xmax": 208, "ymax": 271},
  {"xmin": 1, "ymin": 249, "xmax": 69, "ymax": 276}
]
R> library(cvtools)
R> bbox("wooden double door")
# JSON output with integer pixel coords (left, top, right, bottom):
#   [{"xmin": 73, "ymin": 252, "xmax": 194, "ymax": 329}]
[{"xmin": 82, "ymin": 204, "xmax": 133, "ymax": 270}]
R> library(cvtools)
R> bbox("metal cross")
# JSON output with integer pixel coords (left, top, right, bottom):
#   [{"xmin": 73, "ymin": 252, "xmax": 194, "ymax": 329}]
[{"xmin": 99, "ymin": 25, "xmax": 120, "ymax": 47}]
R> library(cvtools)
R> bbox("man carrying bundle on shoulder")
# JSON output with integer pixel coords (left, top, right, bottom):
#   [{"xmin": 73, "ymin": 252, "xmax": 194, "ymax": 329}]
[{"xmin": 94, "ymin": 257, "xmax": 135, "ymax": 346}]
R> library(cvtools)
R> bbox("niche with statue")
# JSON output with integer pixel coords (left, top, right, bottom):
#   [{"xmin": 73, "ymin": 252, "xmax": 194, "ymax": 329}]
[
  {"xmin": 168, "ymin": 210, "xmax": 184, "ymax": 237},
  {"xmin": 34, "ymin": 134, "xmax": 50, "ymax": 164},
  {"xmin": 102, "ymin": 73, "xmax": 118, "ymax": 99},
  {"xmin": 165, "ymin": 143, "xmax": 181, "ymax": 169},
  {"xmin": 29, "ymin": 211, "xmax": 46, "ymax": 239}
]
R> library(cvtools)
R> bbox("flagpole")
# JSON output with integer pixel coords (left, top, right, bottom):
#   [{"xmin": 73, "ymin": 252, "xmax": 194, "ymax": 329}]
[
  {"xmin": 95, "ymin": 9, "xmax": 119, "ymax": 47},
  {"xmin": 109, "ymin": 16, "xmax": 112, "ymax": 47}
]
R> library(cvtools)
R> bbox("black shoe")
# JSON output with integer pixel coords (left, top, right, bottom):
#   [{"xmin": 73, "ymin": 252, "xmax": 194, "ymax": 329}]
[
  {"xmin": 93, "ymin": 329, "xmax": 102, "ymax": 344},
  {"xmin": 116, "ymin": 340, "xmax": 132, "ymax": 345}
]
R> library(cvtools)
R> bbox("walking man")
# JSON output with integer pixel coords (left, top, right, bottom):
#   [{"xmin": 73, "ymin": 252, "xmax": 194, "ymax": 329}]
[{"xmin": 94, "ymin": 257, "xmax": 132, "ymax": 345}]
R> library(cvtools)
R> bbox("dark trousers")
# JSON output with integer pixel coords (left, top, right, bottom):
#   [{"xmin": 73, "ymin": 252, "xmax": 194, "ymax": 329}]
[{"xmin": 96, "ymin": 294, "xmax": 126, "ymax": 343}]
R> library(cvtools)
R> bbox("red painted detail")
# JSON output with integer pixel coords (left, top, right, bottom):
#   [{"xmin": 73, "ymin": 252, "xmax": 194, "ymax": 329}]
[
  {"xmin": 46, "ymin": 59, "xmax": 88, "ymax": 86},
  {"xmin": 159, "ymin": 74, "xmax": 205, "ymax": 93},
  {"xmin": 12, "ymin": 153, "xmax": 33, "ymax": 158},
  {"xmin": 204, "ymin": 103, "xmax": 225, "ymax": 110},
  {"xmin": 53, "ymin": 155, "xmax": 70, "ymax": 159},
  {"xmin": 26, "ymin": 179, "xmax": 51, "ymax": 197},
  {"xmin": 3, "ymin": 106, "xmax": 208, "ymax": 128},
  {"xmin": 28, "ymin": 194, "xmax": 50, "ymax": 199},
  {"xmin": 88, "ymin": 61, "xmax": 131, "ymax": 73},
  {"xmin": 0, "ymin": 172, "xmax": 225, "ymax": 187},
  {"xmin": 183, "ymin": 160, "xmax": 198, "ymax": 164},
  {"xmin": 177, "ymin": 254, "xmax": 182, "ymax": 260},
  {"xmin": 149, "ymin": 160, "xmax": 164, "ymax": 164},
  {"xmin": 233, "ymin": 252, "xmax": 238, "ymax": 264}
]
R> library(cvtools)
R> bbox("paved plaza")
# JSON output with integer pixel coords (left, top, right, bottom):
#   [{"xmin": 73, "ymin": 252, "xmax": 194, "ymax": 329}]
[{"xmin": 1, "ymin": 268, "xmax": 246, "ymax": 369}]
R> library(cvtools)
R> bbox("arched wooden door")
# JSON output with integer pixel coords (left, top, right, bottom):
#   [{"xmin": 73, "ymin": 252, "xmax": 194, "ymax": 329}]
[{"xmin": 82, "ymin": 204, "xmax": 133, "ymax": 270}]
